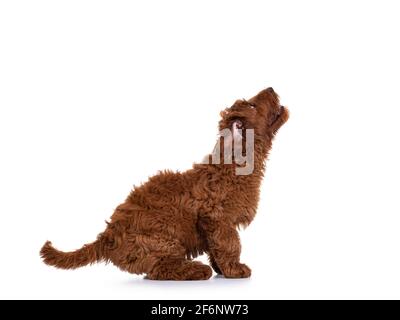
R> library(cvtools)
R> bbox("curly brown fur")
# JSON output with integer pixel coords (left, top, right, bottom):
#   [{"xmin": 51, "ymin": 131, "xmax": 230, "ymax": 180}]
[{"xmin": 40, "ymin": 87, "xmax": 289, "ymax": 280}]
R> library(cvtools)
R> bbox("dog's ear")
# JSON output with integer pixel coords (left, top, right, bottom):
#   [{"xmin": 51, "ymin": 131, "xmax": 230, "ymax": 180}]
[{"xmin": 220, "ymin": 109, "xmax": 228, "ymax": 118}]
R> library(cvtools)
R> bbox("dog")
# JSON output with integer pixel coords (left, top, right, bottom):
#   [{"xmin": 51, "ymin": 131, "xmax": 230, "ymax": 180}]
[{"xmin": 40, "ymin": 87, "xmax": 289, "ymax": 280}]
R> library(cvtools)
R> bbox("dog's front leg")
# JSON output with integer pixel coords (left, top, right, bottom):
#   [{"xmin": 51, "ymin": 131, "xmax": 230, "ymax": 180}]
[{"xmin": 203, "ymin": 220, "xmax": 251, "ymax": 278}]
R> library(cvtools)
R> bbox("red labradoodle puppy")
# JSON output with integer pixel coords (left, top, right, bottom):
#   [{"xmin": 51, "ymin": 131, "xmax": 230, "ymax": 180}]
[{"xmin": 40, "ymin": 87, "xmax": 289, "ymax": 280}]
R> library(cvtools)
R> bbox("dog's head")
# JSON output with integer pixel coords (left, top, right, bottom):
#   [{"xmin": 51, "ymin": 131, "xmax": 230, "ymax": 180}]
[{"xmin": 219, "ymin": 87, "xmax": 289, "ymax": 140}]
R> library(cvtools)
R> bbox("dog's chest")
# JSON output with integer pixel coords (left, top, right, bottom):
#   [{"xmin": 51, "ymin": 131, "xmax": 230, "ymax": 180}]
[{"xmin": 226, "ymin": 184, "xmax": 260, "ymax": 222}]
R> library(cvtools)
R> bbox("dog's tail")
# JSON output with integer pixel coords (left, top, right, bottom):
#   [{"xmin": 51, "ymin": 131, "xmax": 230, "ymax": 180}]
[{"xmin": 40, "ymin": 239, "xmax": 103, "ymax": 270}]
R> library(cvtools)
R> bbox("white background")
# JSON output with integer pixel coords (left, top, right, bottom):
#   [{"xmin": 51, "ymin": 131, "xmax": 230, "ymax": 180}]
[{"xmin": 1, "ymin": 0, "xmax": 400, "ymax": 300}]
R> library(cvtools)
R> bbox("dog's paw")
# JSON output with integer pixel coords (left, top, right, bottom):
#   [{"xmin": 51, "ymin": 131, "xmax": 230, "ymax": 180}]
[
  {"xmin": 187, "ymin": 263, "xmax": 213, "ymax": 280},
  {"xmin": 222, "ymin": 262, "xmax": 251, "ymax": 279},
  {"xmin": 147, "ymin": 260, "xmax": 213, "ymax": 281}
]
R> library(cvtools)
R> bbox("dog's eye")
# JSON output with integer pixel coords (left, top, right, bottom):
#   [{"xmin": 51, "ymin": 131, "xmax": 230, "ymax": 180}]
[{"xmin": 249, "ymin": 103, "xmax": 256, "ymax": 108}]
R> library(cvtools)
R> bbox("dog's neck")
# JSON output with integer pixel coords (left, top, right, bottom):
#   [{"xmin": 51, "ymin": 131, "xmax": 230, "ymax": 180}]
[
  {"xmin": 193, "ymin": 137, "xmax": 273, "ymax": 225},
  {"xmin": 204, "ymin": 136, "xmax": 272, "ymax": 176}
]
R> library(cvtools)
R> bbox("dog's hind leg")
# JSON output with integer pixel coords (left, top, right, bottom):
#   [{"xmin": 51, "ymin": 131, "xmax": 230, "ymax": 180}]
[
  {"xmin": 139, "ymin": 235, "xmax": 212, "ymax": 281},
  {"xmin": 147, "ymin": 258, "xmax": 212, "ymax": 281},
  {"xmin": 109, "ymin": 234, "xmax": 212, "ymax": 280}
]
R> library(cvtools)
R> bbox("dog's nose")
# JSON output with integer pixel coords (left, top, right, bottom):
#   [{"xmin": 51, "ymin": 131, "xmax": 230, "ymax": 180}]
[{"xmin": 266, "ymin": 87, "xmax": 274, "ymax": 93}]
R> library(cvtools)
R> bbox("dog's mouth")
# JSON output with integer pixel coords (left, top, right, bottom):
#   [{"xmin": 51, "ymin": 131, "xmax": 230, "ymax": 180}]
[{"xmin": 270, "ymin": 106, "xmax": 285, "ymax": 125}]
